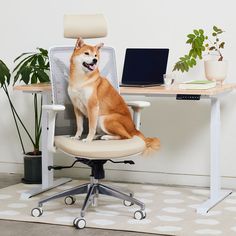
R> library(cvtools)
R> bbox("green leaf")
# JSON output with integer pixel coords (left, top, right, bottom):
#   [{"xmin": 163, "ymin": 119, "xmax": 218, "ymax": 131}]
[
  {"xmin": 38, "ymin": 48, "xmax": 48, "ymax": 57},
  {"xmin": 0, "ymin": 60, "xmax": 10, "ymax": 77},
  {"xmin": 183, "ymin": 63, "xmax": 189, "ymax": 72},
  {"xmin": 194, "ymin": 29, "xmax": 199, "ymax": 35},
  {"xmin": 205, "ymin": 43, "xmax": 209, "ymax": 47},
  {"xmin": 213, "ymin": 26, "xmax": 223, "ymax": 33},
  {"xmin": 20, "ymin": 67, "xmax": 31, "ymax": 84},
  {"xmin": 191, "ymin": 58, "xmax": 196, "ymax": 66},
  {"xmin": 184, "ymin": 55, "xmax": 190, "ymax": 60},
  {"xmin": 187, "ymin": 60, "xmax": 193, "ymax": 68},
  {"xmin": 209, "ymin": 46, "xmax": 216, "ymax": 51},
  {"xmin": 13, "ymin": 54, "xmax": 35, "ymax": 73},
  {"xmin": 0, "ymin": 59, "xmax": 11, "ymax": 86},
  {"xmin": 37, "ymin": 55, "xmax": 45, "ymax": 67},
  {"xmin": 219, "ymin": 42, "xmax": 225, "ymax": 49},
  {"xmin": 194, "ymin": 39, "xmax": 199, "ymax": 47},
  {"xmin": 30, "ymin": 56, "xmax": 37, "ymax": 67},
  {"xmin": 36, "ymin": 69, "xmax": 49, "ymax": 82},
  {"xmin": 13, "ymin": 52, "xmax": 34, "ymax": 63},
  {"xmin": 199, "ymin": 29, "xmax": 204, "ymax": 35},
  {"xmin": 213, "ymin": 26, "xmax": 218, "ymax": 32},
  {"xmin": 200, "ymin": 34, "xmax": 205, "ymax": 42},
  {"xmin": 186, "ymin": 38, "xmax": 193, "ymax": 44},
  {"xmin": 195, "ymin": 48, "xmax": 201, "ymax": 58},
  {"xmin": 31, "ymin": 73, "xmax": 37, "ymax": 84},
  {"xmin": 189, "ymin": 49, "xmax": 194, "ymax": 57},
  {"xmin": 0, "ymin": 73, "xmax": 5, "ymax": 87},
  {"xmin": 187, "ymin": 34, "xmax": 195, "ymax": 39},
  {"xmin": 13, "ymin": 57, "xmax": 35, "ymax": 84},
  {"xmin": 212, "ymin": 32, "xmax": 217, "ymax": 36},
  {"xmin": 192, "ymin": 51, "xmax": 197, "ymax": 59}
]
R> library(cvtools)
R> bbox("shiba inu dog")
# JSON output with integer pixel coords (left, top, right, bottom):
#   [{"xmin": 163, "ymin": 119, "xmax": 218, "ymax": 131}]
[{"xmin": 68, "ymin": 37, "xmax": 160, "ymax": 154}]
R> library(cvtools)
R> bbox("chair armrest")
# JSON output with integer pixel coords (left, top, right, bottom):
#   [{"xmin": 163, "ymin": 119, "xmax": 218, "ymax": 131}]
[
  {"xmin": 126, "ymin": 101, "xmax": 151, "ymax": 110},
  {"xmin": 126, "ymin": 101, "xmax": 151, "ymax": 130},
  {"xmin": 43, "ymin": 104, "xmax": 65, "ymax": 111},
  {"xmin": 42, "ymin": 105, "xmax": 65, "ymax": 152}
]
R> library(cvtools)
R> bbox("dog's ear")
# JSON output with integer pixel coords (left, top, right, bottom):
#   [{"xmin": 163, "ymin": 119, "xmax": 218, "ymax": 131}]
[
  {"xmin": 95, "ymin": 43, "xmax": 104, "ymax": 50},
  {"xmin": 75, "ymin": 37, "xmax": 84, "ymax": 50}
]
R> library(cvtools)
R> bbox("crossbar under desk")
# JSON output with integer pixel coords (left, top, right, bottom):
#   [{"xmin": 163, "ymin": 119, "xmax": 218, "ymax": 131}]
[{"xmin": 121, "ymin": 84, "xmax": 236, "ymax": 214}]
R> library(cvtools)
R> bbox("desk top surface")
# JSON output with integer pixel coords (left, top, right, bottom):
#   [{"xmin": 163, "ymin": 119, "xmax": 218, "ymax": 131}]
[
  {"xmin": 14, "ymin": 83, "xmax": 236, "ymax": 96},
  {"xmin": 120, "ymin": 83, "xmax": 236, "ymax": 96},
  {"xmin": 14, "ymin": 83, "xmax": 52, "ymax": 92}
]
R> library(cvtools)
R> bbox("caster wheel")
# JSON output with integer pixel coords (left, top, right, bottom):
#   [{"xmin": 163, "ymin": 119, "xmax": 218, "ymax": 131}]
[
  {"xmin": 73, "ymin": 217, "xmax": 86, "ymax": 229},
  {"xmin": 123, "ymin": 200, "xmax": 134, "ymax": 207},
  {"xmin": 134, "ymin": 210, "xmax": 146, "ymax": 220},
  {"xmin": 64, "ymin": 196, "xmax": 76, "ymax": 205},
  {"xmin": 31, "ymin": 207, "xmax": 43, "ymax": 217}
]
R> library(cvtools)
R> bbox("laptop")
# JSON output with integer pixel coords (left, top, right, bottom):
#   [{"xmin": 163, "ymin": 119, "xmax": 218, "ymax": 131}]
[{"xmin": 120, "ymin": 48, "xmax": 169, "ymax": 87}]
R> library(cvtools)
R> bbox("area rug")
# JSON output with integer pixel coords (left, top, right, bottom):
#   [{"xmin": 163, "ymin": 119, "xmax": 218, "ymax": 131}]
[{"xmin": 0, "ymin": 180, "xmax": 236, "ymax": 236}]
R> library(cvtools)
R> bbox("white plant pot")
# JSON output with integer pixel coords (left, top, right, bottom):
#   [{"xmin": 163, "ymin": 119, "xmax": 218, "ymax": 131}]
[{"xmin": 204, "ymin": 60, "xmax": 228, "ymax": 84}]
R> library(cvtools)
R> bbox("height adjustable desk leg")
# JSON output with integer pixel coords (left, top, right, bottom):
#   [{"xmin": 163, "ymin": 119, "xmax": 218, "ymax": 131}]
[
  {"xmin": 197, "ymin": 97, "xmax": 232, "ymax": 214},
  {"xmin": 21, "ymin": 91, "xmax": 71, "ymax": 199}
]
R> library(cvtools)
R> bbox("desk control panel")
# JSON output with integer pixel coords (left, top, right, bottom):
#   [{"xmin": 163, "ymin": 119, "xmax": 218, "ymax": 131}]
[{"xmin": 176, "ymin": 94, "xmax": 201, "ymax": 100}]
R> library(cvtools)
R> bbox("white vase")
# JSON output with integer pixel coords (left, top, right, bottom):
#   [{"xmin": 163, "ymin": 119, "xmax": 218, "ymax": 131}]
[{"xmin": 204, "ymin": 60, "xmax": 228, "ymax": 84}]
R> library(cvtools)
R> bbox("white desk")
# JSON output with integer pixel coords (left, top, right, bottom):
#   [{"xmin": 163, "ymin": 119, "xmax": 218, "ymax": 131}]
[
  {"xmin": 121, "ymin": 83, "xmax": 236, "ymax": 214},
  {"xmin": 14, "ymin": 83, "xmax": 236, "ymax": 214}
]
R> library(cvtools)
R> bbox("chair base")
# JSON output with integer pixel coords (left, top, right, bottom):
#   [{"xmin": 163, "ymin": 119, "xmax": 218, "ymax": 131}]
[{"xmin": 33, "ymin": 177, "xmax": 145, "ymax": 223}]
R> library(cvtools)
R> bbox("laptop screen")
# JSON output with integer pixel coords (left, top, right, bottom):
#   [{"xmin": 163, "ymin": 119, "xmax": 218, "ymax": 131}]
[{"xmin": 121, "ymin": 48, "xmax": 169, "ymax": 86}]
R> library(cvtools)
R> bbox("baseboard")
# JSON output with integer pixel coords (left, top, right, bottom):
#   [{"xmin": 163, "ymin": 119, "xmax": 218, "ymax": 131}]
[
  {"xmin": 1, "ymin": 162, "xmax": 236, "ymax": 190},
  {"xmin": 56, "ymin": 166, "xmax": 236, "ymax": 190},
  {"xmin": 0, "ymin": 162, "xmax": 24, "ymax": 174}
]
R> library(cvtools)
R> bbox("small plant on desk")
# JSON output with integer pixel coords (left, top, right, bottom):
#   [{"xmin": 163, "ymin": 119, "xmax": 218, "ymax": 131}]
[{"xmin": 173, "ymin": 26, "xmax": 225, "ymax": 73}]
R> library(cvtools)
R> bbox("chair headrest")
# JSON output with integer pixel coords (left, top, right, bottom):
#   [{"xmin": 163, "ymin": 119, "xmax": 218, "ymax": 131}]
[{"xmin": 64, "ymin": 14, "xmax": 107, "ymax": 39}]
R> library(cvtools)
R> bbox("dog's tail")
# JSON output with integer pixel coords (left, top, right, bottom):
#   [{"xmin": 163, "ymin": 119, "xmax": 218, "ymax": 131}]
[
  {"xmin": 143, "ymin": 137, "xmax": 160, "ymax": 155},
  {"xmin": 133, "ymin": 130, "xmax": 160, "ymax": 156}
]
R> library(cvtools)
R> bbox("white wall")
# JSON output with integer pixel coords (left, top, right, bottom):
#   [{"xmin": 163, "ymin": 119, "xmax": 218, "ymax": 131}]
[{"xmin": 1, "ymin": 0, "xmax": 236, "ymax": 188}]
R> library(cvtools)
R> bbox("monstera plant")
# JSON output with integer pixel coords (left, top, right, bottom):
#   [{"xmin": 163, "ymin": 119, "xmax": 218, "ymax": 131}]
[
  {"xmin": 0, "ymin": 48, "xmax": 50, "ymax": 183},
  {"xmin": 13, "ymin": 48, "xmax": 50, "ymax": 155}
]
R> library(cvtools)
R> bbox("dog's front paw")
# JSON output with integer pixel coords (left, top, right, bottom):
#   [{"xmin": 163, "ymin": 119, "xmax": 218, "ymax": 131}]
[{"xmin": 82, "ymin": 137, "xmax": 93, "ymax": 143}]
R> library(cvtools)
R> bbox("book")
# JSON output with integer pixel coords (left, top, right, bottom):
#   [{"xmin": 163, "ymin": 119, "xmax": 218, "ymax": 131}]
[{"xmin": 179, "ymin": 80, "xmax": 216, "ymax": 90}]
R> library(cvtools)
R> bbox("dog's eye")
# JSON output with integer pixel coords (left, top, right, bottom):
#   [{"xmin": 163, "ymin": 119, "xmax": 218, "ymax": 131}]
[
  {"xmin": 95, "ymin": 54, "xmax": 97, "ymax": 57},
  {"xmin": 84, "ymin": 52, "xmax": 89, "ymax": 55}
]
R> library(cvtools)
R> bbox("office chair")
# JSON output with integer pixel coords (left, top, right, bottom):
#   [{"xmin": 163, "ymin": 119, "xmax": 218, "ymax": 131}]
[{"xmin": 31, "ymin": 46, "xmax": 150, "ymax": 229}]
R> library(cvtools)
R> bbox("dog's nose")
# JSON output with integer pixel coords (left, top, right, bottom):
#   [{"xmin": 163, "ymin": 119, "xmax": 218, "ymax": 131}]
[{"xmin": 93, "ymin": 58, "xmax": 97, "ymax": 64}]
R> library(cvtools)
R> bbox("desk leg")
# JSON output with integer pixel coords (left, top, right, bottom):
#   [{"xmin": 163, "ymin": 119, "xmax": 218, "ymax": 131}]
[
  {"xmin": 21, "ymin": 91, "xmax": 71, "ymax": 199},
  {"xmin": 197, "ymin": 97, "xmax": 232, "ymax": 214}
]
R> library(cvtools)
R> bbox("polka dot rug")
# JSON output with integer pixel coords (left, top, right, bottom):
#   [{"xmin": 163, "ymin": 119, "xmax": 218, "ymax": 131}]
[{"xmin": 0, "ymin": 180, "xmax": 236, "ymax": 236}]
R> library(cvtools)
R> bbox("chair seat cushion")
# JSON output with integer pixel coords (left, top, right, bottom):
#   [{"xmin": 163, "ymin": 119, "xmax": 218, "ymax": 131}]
[{"xmin": 54, "ymin": 135, "xmax": 146, "ymax": 159}]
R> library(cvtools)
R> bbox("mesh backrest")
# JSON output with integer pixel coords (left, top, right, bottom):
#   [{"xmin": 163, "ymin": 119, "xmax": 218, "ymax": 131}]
[{"xmin": 49, "ymin": 46, "xmax": 119, "ymax": 135}]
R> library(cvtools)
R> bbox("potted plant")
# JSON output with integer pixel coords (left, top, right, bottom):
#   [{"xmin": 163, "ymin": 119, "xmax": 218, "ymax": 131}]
[
  {"xmin": 173, "ymin": 26, "xmax": 227, "ymax": 84},
  {"xmin": 0, "ymin": 48, "xmax": 50, "ymax": 184}
]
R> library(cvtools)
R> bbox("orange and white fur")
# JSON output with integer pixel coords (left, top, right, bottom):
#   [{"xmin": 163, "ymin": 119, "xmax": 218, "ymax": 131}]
[{"xmin": 68, "ymin": 38, "xmax": 160, "ymax": 154}]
